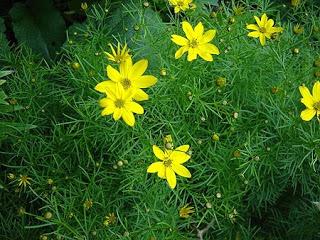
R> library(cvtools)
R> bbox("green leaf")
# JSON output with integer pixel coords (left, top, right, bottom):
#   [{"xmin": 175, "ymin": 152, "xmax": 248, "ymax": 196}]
[
  {"xmin": 0, "ymin": 70, "xmax": 14, "ymax": 79},
  {"xmin": 0, "ymin": 122, "xmax": 37, "ymax": 140},
  {"xmin": 0, "ymin": 90, "xmax": 8, "ymax": 105},
  {"xmin": 9, "ymin": 0, "xmax": 66, "ymax": 59},
  {"xmin": 0, "ymin": 17, "xmax": 5, "ymax": 33}
]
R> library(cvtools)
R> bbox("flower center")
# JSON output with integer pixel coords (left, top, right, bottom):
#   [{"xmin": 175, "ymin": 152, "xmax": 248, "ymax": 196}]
[
  {"xmin": 114, "ymin": 99, "xmax": 124, "ymax": 108},
  {"xmin": 121, "ymin": 78, "xmax": 131, "ymax": 90},
  {"xmin": 177, "ymin": 1, "xmax": 184, "ymax": 6},
  {"xmin": 164, "ymin": 158, "xmax": 172, "ymax": 167},
  {"xmin": 314, "ymin": 101, "xmax": 320, "ymax": 110},
  {"xmin": 259, "ymin": 27, "xmax": 267, "ymax": 33},
  {"xmin": 189, "ymin": 39, "xmax": 198, "ymax": 48}
]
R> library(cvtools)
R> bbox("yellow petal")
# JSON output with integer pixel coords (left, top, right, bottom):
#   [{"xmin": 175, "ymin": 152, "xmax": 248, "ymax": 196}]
[
  {"xmin": 175, "ymin": 145, "xmax": 189, "ymax": 152},
  {"xmin": 95, "ymin": 81, "xmax": 115, "ymax": 94},
  {"xmin": 246, "ymin": 24, "xmax": 259, "ymax": 31},
  {"xmin": 187, "ymin": 48, "xmax": 197, "ymax": 61},
  {"xmin": 175, "ymin": 46, "xmax": 188, "ymax": 59},
  {"xmin": 271, "ymin": 26, "xmax": 283, "ymax": 33},
  {"xmin": 113, "ymin": 108, "xmax": 122, "ymax": 121},
  {"xmin": 301, "ymin": 109, "xmax": 316, "ymax": 121},
  {"xmin": 133, "ymin": 89, "xmax": 149, "ymax": 101},
  {"xmin": 312, "ymin": 81, "xmax": 320, "ymax": 102},
  {"xmin": 158, "ymin": 166, "xmax": 166, "ymax": 179},
  {"xmin": 153, "ymin": 145, "xmax": 165, "ymax": 160},
  {"xmin": 107, "ymin": 65, "xmax": 122, "ymax": 82},
  {"xmin": 301, "ymin": 98, "xmax": 314, "ymax": 109},
  {"xmin": 135, "ymin": 75, "xmax": 157, "ymax": 88},
  {"xmin": 126, "ymin": 101, "xmax": 144, "ymax": 114},
  {"xmin": 101, "ymin": 106, "xmax": 114, "ymax": 116},
  {"xmin": 259, "ymin": 34, "xmax": 266, "ymax": 46},
  {"xmin": 99, "ymin": 98, "xmax": 113, "ymax": 108},
  {"xmin": 299, "ymin": 85, "xmax": 314, "ymax": 103},
  {"xmin": 147, "ymin": 162, "xmax": 164, "ymax": 173},
  {"xmin": 122, "ymin": 109, "xmax": 135, "ymax": 126},
  {"xmin": 254, "ymin": 16, "xmax": 262, "ymax": 27},
  {"xmin": 248, "ymin": 31, "xmax": 260, "ymax": 38},
  {"xmin": 166, "ymin": 168, "xmax": 177, "ymax": 189},
  {"xmin": 129, "ymin": 59, "xmax": 148, "ymax": 79},
  {"xmin": 198, "ymin": 43, "xmax": 219, "ymax": 55},
  {"xmin": 198, "ymin": 50, "xmax": 213, "ymax": 61},
  {"xmin": 172, "ymin": 163, "xmax": 191, "ymax": 178},
  {"xmin": 171, "ymin": 35, "xmax": 188, "ymax": 46},
  {"xmin": 182, "ymin": 21, "xmax": 195, "ymax": 40},
  {"xmin": 199, "ymin": 29, "xmax": 216, "ymax": 43},
  {"xmin": 266, "ymin": 19, "xmax": 275, "ymax": 29},
  {"xmin": 194, "ymin": 22, "xmax": 204, "ymax": 37},
  {"xmin": 260, "ymin": 13, "xmax": 268, "ymax": 26},
  {"xmin": 170, "ymin": 150, "xmax": 190, "ymax": 164},
  {"xmin": 174, "ymin": 6, "xmax": 180, "ymax": 13}
]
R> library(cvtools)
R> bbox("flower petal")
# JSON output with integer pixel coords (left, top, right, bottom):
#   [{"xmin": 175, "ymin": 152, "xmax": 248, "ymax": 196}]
[
  {"xmin": 182, "ymin": 21, "xmax": 195, "ymax": 40},
  {"xmin": 260, "ymin": 13, "xmax": 268, "ymax": 26},
  {"xmin": 301, "ymin": 98, "xmax": 314, "ymax": 109},
  {"xmin": 147, "ymin": 162, "xmax": 164, "ymax": 173},
  {"xmin": 175, "ymin": 145, "xmax": 190, "ymax": 152},
  {"xmin": 135, "ymin": 75, "xmax": 157, "ymax": 88},
  {"xmin": 166, "ymin": 168, "xmax": 177, "ymax": 189},
  {"xmin": 95, "ymin": 81, "xmax": 115, "ymax": 94},
  {"xmin": 133, "ymin": 89, "xmax": 149, "ymax": 101},
  {"xmin": 199, "ymin": 29, "xmax": 216, "ymax": 43},
  {"xmin": 248, "ymin": 31, "xmax": 260, "ymax": 38},
  {"xmin": 254, "ymin": 16, "xmax": 262, "ymax": 27},
  {"xmin": 171, "ymin": 35, "xmax": 188, "ymax": 46},
  {"xmin": 107, "ymin": 65, "xmax": 122, "ymax": 82},
  {"xmin": 101, "ymin": 106, "xmax": 114, "ymax": 116},
  {"xmin": 187, "ymin": 48, "xmax": 197, "ymax": 61},
  {"xmin": 172, "ymin": 163, "xmax": 191, "ymax": 178},
  {"xmin": 246, "ymin": 24, "xmax": 259, "ymax": 31},
  {"xmin": 170, "ymin": 150, "xmax": 190, "ymax": 164},
  {"xmin": 266, "ymin": 19, "xmax": 275, "ymax": 29},
  {"xmin": 301, "ymin": 109, "xmax": 316, "ymax": 121},
  {"xmin": 194, "ymin": 22, "xmax": 204, "ymax": 37},
  {"xmin": 158, "ymin": 166, "xmax": 166, "ymax": 179},
  {"xmin": 126, "ymin": 101, "xmax": 144, "ymax": 114},
  {"xmin": 113, "ymin": 108, "xmax": 122, "ymax": 121},
  {"xmin": 198, "ymin": 43, "xmax": 219, "ymax": 55},
  {"xmin": 299, "ymin": 85, "xmax": 314, "ymax": 103},
  {"xmin": 129, "ymin": 59, "xmax": 148, "ymax": 79},
  {"xmin": 259, "ymin": 34, "xmax": 266, "ymax": 46},
  {"xmin": 122, "ymin": 109, "xmax": 135, "ymax": 126},
  {"xmin": 175, "ymin": 46, "xmax": 188, "ymax": 59},
  {"xmin": 312, "ymin": 81, "xmax": 320, "ymax": 102},
  {"xmin": 198, "ymin": 50, "xmax": 213, "ymax": 61},
  {"xmin": 153, "ymin": 145, "xmax": 165, "ymax": 160}
]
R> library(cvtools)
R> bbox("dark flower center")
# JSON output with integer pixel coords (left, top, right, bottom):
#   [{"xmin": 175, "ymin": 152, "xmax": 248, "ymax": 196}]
[
  {"xmin": 121, "ymin": 78, "xmax": 131, "ymax": 90},
  {"xmin": 114, "ymin": 99, "xmax": 125, "ymax": 108},
  {"xmin": 259, "ymin": 27, "xmax": 267, "ymax": 33},
  {"xmin": 177, "ymin": 1, "xmax": 184, "ymax": 6},
  {"xmin": 164, "ymin": 158, "xmax": 172, "ymax": 167},
  {"xmin": 314, "ymin": 101, "xmax": 320, "ymax": 110},
  {"xmin": 189, "ymin": 39, "xmax": 198, "ymax": 48}
]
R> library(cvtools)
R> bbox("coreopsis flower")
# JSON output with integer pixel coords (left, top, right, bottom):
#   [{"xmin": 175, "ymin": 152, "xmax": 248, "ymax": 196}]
[
  {"xmin": 168, "ymin": 0, "xmax": 193, "ymax": 13},
  {"xmin": 147, "ymin": 145, "xmax": 191, "ymax": 189},
  {"xmin": 171, "ymin": 22, "xmax": 220, "ymax": 61},
  {"xmin": 18, "ymin": 175, "xmax": 31, "ymax": 188},
  {"xmin": 103, "ymin": 213, "xmax": 116, "ymax": 226},
  {"xmin": 95, "ymin": 56, "xmax": 157, "ymax": 101},
  {"xmin": 97, "ymin": 84, "xmax": 144, "ymax": 127},
  {"xmin": 246, "ymin": 13, "xmax": 283, "ymax": 46},
  {"xmin": 104, "ymin": 42, "xmax": 131, "ymax": 64},
  {"xmin": 179, "ymin": 203, "xmax": 194, "ymax": 218},
  {"xmin": 83, "ymin": 199, "xmax": 93, "ymax": 209},
  {"xmin": 299, "ymin": 81, "xmax": 320, "ymax": 121},
  {"xmin": 163, "ymin": 134, "xmax": 174, "ymax": 149}
]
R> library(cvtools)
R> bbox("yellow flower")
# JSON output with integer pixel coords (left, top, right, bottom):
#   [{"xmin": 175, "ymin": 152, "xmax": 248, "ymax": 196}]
[
  {"xmin": 299, "ymin": 81, "xmax": 320, "ymax": 121},
  {"xmin": 18, "ymin": 175, "xmax": 31, "ymax": 188},
  {"xmin": 246, "ymin": 13, "xmax": 283, "ymax": 46},
  {"xmin": 291, "ymin": 0, "xmax": 301, "ymax": 7},
  {"xmin": 104, "ymin": 42, "xmax": 131, "ymax": 64},
  {"xmin": 147, "ymin": 144, "xmax": 191, "ymax": 189},
  {"xmin": 171, "ymin": 21, "xmax": 220, "ymax": 62},
  {"xmin": 95, "ymin": 56, "xmax": 157, "ymax": 101},
  {"xmin": 168, "ymin": 0, "xmax": 193, "ymax": 13},
  {"xmin": 81, "ymin": 2, "xmax": 88, "ymax": 11},
  {"xmin": 293, "ymin": 24, "xmax": 304, "ymax": 35},
  {"xmin": 179, "ymin": 203, "xmax": 194, "ymax": 218},
  {"xmin": 103, "ymin": 213, "xmax": 116, "ymax": 226},
  {"xmin": 97, "ymin": 84, "xmax": 144, "ymax": 127},
  {"xmin": 83, "ymin": 199, "xmax": 93, "ymax": 209}
]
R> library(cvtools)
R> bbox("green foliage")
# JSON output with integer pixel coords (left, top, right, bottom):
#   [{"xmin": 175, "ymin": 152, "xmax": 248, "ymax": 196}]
[
  {"xmin": 9, "ymin": 0, "xmax": 66, "ymax": 60},
  {"xmin": 1, "ymin": 0, "xmax": 320, "ymax": 240}
]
